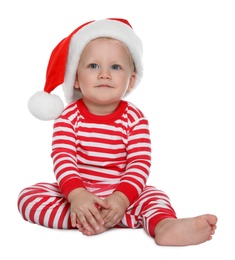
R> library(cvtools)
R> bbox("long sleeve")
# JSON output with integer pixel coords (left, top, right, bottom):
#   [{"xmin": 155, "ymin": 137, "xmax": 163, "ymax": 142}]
[
  {"xmin": 51, "ymin": 104, "xmax": 85, "ymax": 199},
  {"xmin": 115, "ymin": 107, "xmax": 151, "ymax": 204}
]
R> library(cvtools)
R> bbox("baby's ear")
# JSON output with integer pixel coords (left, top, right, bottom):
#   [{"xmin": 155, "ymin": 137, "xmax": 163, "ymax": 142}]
[
  {"xmin": 129, "ymin": 72, "xmax": 136, "ymax": 90},
  {"xmin": 74, "ymin": 83, "xmax": 80, "ymax": 89},
  {"xmin": 74, "ymin": 74, "xmax": 80, "ymax": 89}
]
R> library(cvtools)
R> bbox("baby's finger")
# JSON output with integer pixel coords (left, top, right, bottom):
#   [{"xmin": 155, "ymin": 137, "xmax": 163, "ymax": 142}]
[
  {"xmin": 75, "ymin": 217, "xmax": 83, "ymax": 229},
  {"xmin": 76, "ymin": 211, "xmax": 94, "ymax": 231},
  {"xmin": 100, "ymin": 207, "xmax": 111, "ymax": 219},
  {"xmin": 103, "ymin": 210, "xmax": 122, "ymax": 227},
  {"xmin": 94, "ymin": 197, "xmax": 110, "ymax": 210},
  {"xmin": 103, "ymin": 210, "xmax": 116, "ymax": 224},
  {"xmin": 70, "ymin": 211, "xmax": 77, "ymax": 227},
  {"xmin": 84, "ymin": 209, "xmax": 102, "ymax": 231},
  {"xmin": 104, "ymin": 217, "xmax": 119, "ymax": 228}
]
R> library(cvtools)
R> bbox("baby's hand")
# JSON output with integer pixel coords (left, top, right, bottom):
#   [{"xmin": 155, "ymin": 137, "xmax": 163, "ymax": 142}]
[
  {"xmin": 68, "ymin": 188, "xmax": 110, "ymax": 235},
  {"xmin": 100, "ymin": 191, "xmax": 129, "ymax": 228}
]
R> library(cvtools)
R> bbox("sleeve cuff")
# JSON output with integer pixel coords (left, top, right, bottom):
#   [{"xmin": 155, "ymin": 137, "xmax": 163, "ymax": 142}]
[
  {"xmin": 60, "ymin": 178, "xmax": 85, "ymax": 199},
  {"xmin": 115, "ymin": 183, "xmax": 139, "ymax": 205}
]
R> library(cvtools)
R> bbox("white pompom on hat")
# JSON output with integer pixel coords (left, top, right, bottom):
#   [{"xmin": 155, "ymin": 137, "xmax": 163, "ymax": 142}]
[{"xmin": 28, "ymin": 18, "xmax": 143, "ymax": 120}]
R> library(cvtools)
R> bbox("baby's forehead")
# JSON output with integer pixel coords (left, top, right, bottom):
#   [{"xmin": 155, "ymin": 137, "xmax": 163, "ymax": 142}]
[{"xmin": 87, "ymin": 37, "xmax": 132, "ymax": 55}]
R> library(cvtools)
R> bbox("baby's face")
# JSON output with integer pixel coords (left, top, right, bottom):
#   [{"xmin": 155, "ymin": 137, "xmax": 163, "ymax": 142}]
[{"xmin": 74, "ymin": 38, "xmax": 136, "ymax": 113}]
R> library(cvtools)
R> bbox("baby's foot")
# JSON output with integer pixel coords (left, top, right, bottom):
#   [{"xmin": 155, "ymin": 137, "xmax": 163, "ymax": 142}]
[{"xmin": 154, "ymin": 214, "xmax": 218, "ymax": 246}]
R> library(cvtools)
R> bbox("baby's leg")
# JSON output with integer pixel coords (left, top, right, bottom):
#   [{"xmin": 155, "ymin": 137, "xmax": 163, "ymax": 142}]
[
  {"xmin": 154, "ymin": 214, "xmax": 218, "ymax": 246},
  {"xmin": 17, "ymin": 182, "xmax": 71, "ymax": 229}
]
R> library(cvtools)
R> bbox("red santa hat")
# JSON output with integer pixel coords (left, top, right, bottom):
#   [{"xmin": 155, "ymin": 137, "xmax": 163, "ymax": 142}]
[{"xmin": 28, "ymin": 18, "xmax": 143, "ymax": 120}]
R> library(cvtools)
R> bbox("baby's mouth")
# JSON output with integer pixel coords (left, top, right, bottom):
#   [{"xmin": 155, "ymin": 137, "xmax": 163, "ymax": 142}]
[{"xmin": 96, "ymin": 84, "xmax": 113, "ymax": 88}]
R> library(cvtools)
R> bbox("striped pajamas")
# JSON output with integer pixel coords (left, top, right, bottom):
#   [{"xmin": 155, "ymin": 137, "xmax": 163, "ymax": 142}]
[{"xmin": 18, "ymin": 99, "xmax": 177, "ymax": 237}]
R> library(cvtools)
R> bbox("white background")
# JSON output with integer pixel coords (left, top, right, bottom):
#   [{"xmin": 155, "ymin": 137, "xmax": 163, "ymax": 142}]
[{"xmin": 1, "ymin": 0, "xmax": 234, "ymax": 259}]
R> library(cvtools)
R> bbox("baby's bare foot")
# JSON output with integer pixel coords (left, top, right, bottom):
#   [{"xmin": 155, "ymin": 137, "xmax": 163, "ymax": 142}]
[{"xmin": 154, "ymin": 214, "xmax": 218, "ymax": 246}]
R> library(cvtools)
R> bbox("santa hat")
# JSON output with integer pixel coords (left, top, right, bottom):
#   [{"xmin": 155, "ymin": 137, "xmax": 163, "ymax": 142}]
[{"xmin": 28, "ymin": 18, "xmax": 143, "ymax": 120}]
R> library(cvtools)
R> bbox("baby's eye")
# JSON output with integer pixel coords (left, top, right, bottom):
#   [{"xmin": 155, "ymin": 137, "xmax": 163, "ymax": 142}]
[
  {"xmin": 88, "ymin": 63, "xmax": 99, "ymax": 69},
  {"xmin": 111, "ymin": 64, "xmax": 121, "ymax": 70}
]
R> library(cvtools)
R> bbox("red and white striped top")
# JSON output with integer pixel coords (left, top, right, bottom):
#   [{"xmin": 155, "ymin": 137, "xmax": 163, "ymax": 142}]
[{"xmin": 51, "ymin": 99, "xmax": 151, "ymax": 204}]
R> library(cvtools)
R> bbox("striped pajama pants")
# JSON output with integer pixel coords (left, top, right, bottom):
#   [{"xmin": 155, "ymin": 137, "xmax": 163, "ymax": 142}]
[{"xmin": 17, "ymin": 182, "xmax": 177, "ymax": 237}]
